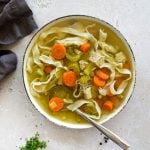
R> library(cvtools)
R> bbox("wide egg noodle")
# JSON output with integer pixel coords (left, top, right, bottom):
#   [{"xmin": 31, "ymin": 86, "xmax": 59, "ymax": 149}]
[
  {"xmin": 39, "ymin": 55, "xmax": 68, "ymax": 70},
  {"xmin": 67, "ymin": 99, "xmax": 101, "ymax": 120},
  {"xmin": 57, "ymin": 37, "xmax": 87, "ymax": 46},
  {"xmin": 85, "ymin": 24, "xmax": 99, "ymax": 50},
  {"xmin": 110, "ymin": 68, "xmax": 132, "ymax": 95},
  {"xmin": 26, "ymin": 57, "xmax": 34, "ymax": 73},
  {"xmin": 32, "ymin": 44, "xmax": 43, "ymax": 68},
  {"xmin": 99, "ymin": 29, "xmax": 107, "ymax": 42},
  {"xmin": 98, "ymin": 63, "xmax": 115, "ymax": 96},
  {"xmin": 73, "ymin": 82, "xmax": 82, "ymax": 98},
  {"xmin": 31, "ymin": 68, "xmax": 59, "ymax": 93}
]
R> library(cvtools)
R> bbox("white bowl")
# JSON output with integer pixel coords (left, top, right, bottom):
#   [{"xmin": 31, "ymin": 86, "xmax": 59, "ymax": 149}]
[{"xmin": 23, "ymin": 15, "xmax": 136, "ymax": 129}]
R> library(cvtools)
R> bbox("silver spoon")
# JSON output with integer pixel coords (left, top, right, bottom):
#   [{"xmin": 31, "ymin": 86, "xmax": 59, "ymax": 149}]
[{"xmin": 75, "ymin": 109, "xmax": 130, "ymax": 150}]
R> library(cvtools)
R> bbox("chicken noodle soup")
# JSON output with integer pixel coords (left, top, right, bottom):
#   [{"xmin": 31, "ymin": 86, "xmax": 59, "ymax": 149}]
[{"xmin": 26, "ymin": 18, "xmax": 132, "ymax": 124}]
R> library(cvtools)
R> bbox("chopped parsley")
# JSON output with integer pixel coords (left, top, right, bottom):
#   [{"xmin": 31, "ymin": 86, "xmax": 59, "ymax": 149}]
[{"xmin": 19, "ymin": 133, "xmax": 47, "ymax": 150}]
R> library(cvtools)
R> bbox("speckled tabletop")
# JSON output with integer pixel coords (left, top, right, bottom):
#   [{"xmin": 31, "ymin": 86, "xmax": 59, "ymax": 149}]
[{"xmin": 0, "ymin": 0, "xmax": 150, "ymax": 150}]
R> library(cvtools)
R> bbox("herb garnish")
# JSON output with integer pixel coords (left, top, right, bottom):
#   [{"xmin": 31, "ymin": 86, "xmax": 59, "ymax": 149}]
[{"xmin": 19, "ymin": 133, "xmax": 47, "ymax": 150}]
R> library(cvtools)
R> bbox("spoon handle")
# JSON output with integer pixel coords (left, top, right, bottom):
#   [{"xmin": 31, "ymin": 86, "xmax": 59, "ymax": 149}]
[{"xmin": 76, "ymin": 109, "xmax": 130, "ymax": 150}]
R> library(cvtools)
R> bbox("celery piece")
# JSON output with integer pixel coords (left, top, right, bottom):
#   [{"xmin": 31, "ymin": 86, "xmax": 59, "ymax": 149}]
[
  {"xmin": 79, "ymin": 75, "xmax": 90, "ymax": 84},
  {"xmin": 66, "ymin": 47, "xmax": 81, "ymax": 62},
  {"xmin": 66, "ymin": 52, "xmax": 81, "ymax": 62},
  {"xmin": 68, "ymin": 63, "xmax": 80, "ymax": 75},
  {"xmin": 36, "ymin": 68, "xmax": 44, "ymax": 76},
  {"xmin": 84, "ymin": 63, "xmax": 95, "ymax": 76}
]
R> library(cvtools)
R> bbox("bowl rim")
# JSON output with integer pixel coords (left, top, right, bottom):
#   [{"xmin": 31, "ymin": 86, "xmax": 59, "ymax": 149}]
[{"xmin": 22, "ymin": 15, "xmax": 136, "ymax": 129}]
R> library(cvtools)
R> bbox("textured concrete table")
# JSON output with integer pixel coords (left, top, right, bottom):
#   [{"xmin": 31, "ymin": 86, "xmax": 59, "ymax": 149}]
[{"xmin": 0, "ymin": 0, "xmax": 150, "ymax": 149}]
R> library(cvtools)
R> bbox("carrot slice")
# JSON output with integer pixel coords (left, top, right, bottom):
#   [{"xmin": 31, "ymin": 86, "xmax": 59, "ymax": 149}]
[
  {"xmin": 80, "ymin": 43, "xmax": 90, "ymax": 53},
  {"xmin": 63, "ymin": 71, "xmax": 77, "ymax": 87},
  {"xmin": 96, "ymin": 70, "xmax": 109, "ymax": 80},
  {"xmin": 49, "ymin": 97, "xmax": 64, "ymax": 112},
  {"xmin": 103, "ymin": 100, "xmax": 113, "ymax": 111},
  {"xmin": 44, "ymin": 66, "xmax": 53, "ymax": 74},
  {"xmin": 93, "ymin": 76, "xmax": 106, "ymax": 87},
  {"xmin": 51, "ymin": 43, "xmax": 66, "ymax": 60}
]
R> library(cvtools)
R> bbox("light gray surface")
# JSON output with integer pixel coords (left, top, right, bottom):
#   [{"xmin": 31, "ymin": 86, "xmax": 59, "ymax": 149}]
[{"xmin": 0, "ymin": 0, "xmax": 149, "ymax": 150}]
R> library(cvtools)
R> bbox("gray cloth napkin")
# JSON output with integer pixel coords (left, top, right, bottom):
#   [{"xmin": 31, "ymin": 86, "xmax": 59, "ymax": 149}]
[
  {"xmin": 0, "ymin": 0, "xmax": 37, "ymax": 81},
  {"xmin": 0, "ymin": 0, "xmax": 38, "ymax": 45},
  {"xmin": 0, "ymin": 50, "xmax": 17, "ymax": 81}
]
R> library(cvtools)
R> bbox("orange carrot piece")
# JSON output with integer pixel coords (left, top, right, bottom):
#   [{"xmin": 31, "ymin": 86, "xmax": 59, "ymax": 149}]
[
  {"xmin": 80, "ymin": 43, "xmax": 91, "ymax": 53},
  {"xmin": 96, "ymin": 70, "xmax": 109, "ymax": 80},
  {"xmin": 103, "ymin": 100, "xmax": 114, "ymax": 111},
  {"xmin": 49, "ymin": 97, "xmax": 64, "ymax": 112},
  {"xmin": 63, "ymin": 71, "xmax": 77, "ymax": 87},
  {"xmin": 93, "ymin": 76, "xmax": 106, "ymax": 87},
  {"xmin": 44, "ymin": 66, "xmax": 53, "ymax": 74},
  {"xmin": 51, "ymin": 43, "xmax": 66, "ymax": 60}
]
